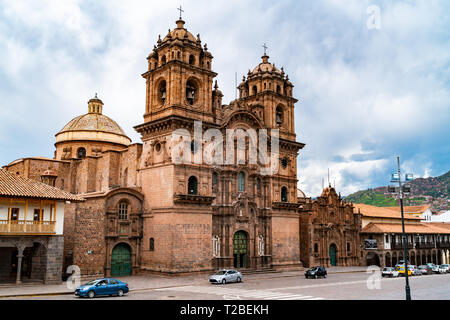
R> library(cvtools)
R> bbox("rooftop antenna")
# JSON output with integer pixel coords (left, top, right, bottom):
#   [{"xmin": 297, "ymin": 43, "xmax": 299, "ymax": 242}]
[
  {"xmin": 263, "ymin": 43, "xmax": 268, "ymax": 55},
  {"xmin": 177, "ymin": 5, "xmax": 184, "ymax": 19}
]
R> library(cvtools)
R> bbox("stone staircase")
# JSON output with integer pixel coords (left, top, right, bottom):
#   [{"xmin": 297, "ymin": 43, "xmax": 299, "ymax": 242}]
[{"xmin": 239, "ymin": 267, "xmax": 280, "ymax": 275}]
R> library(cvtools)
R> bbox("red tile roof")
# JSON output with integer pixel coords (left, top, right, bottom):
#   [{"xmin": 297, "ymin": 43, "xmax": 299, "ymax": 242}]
[
  {"xmin": 385, "ymin": 205, "xmax": 431, "ymax": 214},
  {"xmin": 362, "ymin": 222, "xmax": 450, "ymax": 234},
  {"xmin": 353, "ymin": 203, "xmax": 422, "ymax": 220},
  {"xmin": 0, "ymin": 169, "xmax": 84, "ymax": 202}
]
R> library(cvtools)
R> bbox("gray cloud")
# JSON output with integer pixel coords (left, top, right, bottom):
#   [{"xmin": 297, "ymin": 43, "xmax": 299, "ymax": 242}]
[{"xmin": 0, "ymin": 0, "xmax": 449, "ymax": 198}]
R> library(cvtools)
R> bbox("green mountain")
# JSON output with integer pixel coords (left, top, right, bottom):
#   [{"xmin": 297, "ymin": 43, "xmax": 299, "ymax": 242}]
[{"xmin": 345, "ymin": 171, "xmax": 449, "ymax": 211}]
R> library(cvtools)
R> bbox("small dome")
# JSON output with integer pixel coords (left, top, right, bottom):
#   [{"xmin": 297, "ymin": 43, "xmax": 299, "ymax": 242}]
[
  {"xmin": 297, "ymin": 188, "xmax": 306, "ymax": 198},
  {"xmin": 55, "ymin": 95, "xmax": 131, "ymax": 147},
  {"xmin": 163, "ymin": 19, "xmax": 197, "ymax": 43},
  {"xmin": 250, "ymin": 54, "xmax": 281, "ymax": 75},
  {"xmin": 58, "ymin": 113, "xmax": 127, "ymax": 137}
]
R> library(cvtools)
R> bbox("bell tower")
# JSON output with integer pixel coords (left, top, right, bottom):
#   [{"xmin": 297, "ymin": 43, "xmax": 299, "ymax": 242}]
[
  {"xmin": 237, "ymin": 52, "xmax": 297, "ymax": 141},
  {"xmin": 142, "ymin": 18, "xmax": 217, "ymax": 124}
]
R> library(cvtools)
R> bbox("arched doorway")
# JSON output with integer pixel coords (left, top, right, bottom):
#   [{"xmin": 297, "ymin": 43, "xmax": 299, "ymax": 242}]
[
  {"xmin": 233, "ymin": 231, "xmax": 248, "ymax": 268},
  {"xmin": 111, "ymin": 243, "xmax": 131, "ymax": 276},
  {"xmin": 366, "ymin": 252, "xmax": 380, "ymax": 266},
  {"xmin": 329, "ymin": 244, "xmax": 337, "ymax": 266}
]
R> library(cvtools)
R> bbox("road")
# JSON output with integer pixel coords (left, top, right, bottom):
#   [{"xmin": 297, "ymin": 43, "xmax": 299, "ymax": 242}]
[{"xmin": 4, "ymin": 271, "xmax": 450, "ymax": 300}]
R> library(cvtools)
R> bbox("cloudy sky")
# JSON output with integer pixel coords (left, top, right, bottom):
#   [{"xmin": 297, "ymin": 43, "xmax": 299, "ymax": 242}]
[{"xmin": 0, "ymin": 0, "xmax": 449, "ymax": 197}]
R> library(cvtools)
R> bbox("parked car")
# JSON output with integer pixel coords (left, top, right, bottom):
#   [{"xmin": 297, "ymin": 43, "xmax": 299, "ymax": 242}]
[
  {"xmin": 75, "ymin": 278, "xmax": 129, "ymax": 298},
  {"xmin": 382, "ymin": 267, "xmax": 399, "ymax": 277},
  {"xmin": 305, "ymin": 266, "xmax": 327, "ymax": 279},
  {"xmin": 439, "ymin": 264, "xmax": 450, "ymax": 273},
  {"xmin": 427, "ymin": 263, "xmax": 439, "ymax": 273},
  {"xmin": 209, "ymin": 269, "xmax": 243, "ymax": 284},
  {"xmin": 409, "ymin": 265, "xmax": 422, "ymax": 276},
  {"xmin": 395, "ymin": 265, "xmax": 412, "ymax": 277},
  {"xmin": 418, "ymin": 265, "xmax": 432, "ymax": 275},
  {"xmin": 437, "ymin": 265, "xmax": 448, "ymax": 274}
]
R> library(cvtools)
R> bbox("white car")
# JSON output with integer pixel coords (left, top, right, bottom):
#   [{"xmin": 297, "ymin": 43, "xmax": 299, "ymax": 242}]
[
  {"xmin": 382, "ymin": 267, "xmax": 399, "ymax": 278},
  {"xmin": 209, "ymin": 269, "xmax": 243, "ymax": 284},
  {"xmin": 439, "ymin": 264, "xmax": 450, "ymax": 273},
  {"xmin": 437, "ymin": 265, "xmax": 448, "ymax": 274}
]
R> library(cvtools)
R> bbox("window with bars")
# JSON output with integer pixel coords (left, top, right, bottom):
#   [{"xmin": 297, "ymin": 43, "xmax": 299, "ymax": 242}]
[{"xmin": 118, "ymin": 202, "xmax": 128, "ymax": 220}]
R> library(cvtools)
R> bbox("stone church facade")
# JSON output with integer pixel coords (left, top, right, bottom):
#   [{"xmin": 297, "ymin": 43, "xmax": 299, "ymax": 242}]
[
  {"xmin": 4, "ymin": 17, "xmax": 308, "ymax": 278},
  {"xmin": 299, "ymin": 186, "xmax": 363, "ymax": 267}
]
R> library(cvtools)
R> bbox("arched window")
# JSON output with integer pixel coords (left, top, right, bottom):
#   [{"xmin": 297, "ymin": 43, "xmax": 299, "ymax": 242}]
[
  {"xmin": 238, "ymin": 172, "xmax": 245, "ymax": 192},
  {"xmin": 276, "ymin": 106, "xmax": 283, "ymax": 126},
  {"xmin": 118, "ymin": 202, "xmax": 128, "ymax": 220},
  {"xmin": 189, "ymin": 54, "xmax": 195, "ymax": 65},
  {"xmin": 161, "ymin": 55, "xmax": 166, "ymax": 65},
  {"xmin": 158, "ymin": 80, "xmax": 167, "ymax": 104},
  {"xmin": 206, "ymin": 61, "xmax": 210, "ymax": 69},
  {"xmin": 276, "ymin": 85, "xmax": 281, "ymax": 94},
  {"xmin": 188, "ymin": 176, "xmax": 198, "ymax": 195},
  {"xmin": 314, "ymin": 243, "xmax": 318, "ymax": 253},
  {"xmin": 149, "ymin": 238, "xmax": 155, "ymax": 251},
  {"xmin": 281, "ymin": 157, "xmax": 288, "ymax": 169},
  {"xmin": 281, "ymin": 186, "xmax": 288, "ymax": 202},
  {"xmin": 186, "ymin": 79, "xmax": 197, "ymax": 105},
  {"xmin": 252, "ymin": 85, "xmax": 257, "ymax": 95},
  {"xmin": 77, "ymin": 147, "xmax": 86, "ymax": 158}
]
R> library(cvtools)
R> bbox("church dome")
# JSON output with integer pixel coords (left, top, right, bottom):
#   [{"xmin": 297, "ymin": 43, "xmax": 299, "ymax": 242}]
[
  {"xmin": 55, "ymin": 95, "xmax": 131, "ymax": 147},
  {"xmin": 162, "ymin": 19, "xmax": 198, "ymax": 44},
  {"xmin": 250, "ymin": 54, "xmax": 281, "ymax": 76}
]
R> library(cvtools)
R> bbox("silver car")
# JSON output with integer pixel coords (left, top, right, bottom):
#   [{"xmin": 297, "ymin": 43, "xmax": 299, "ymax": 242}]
[{"xmin": 209, "ymin": 269, "xmax": 243, "ymax": 284}]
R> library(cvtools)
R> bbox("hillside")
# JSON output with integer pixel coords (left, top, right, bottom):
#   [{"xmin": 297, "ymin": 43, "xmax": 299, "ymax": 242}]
[{"xmin": 345, "ymin": 171, "xmax": 449, "ymax": 211}]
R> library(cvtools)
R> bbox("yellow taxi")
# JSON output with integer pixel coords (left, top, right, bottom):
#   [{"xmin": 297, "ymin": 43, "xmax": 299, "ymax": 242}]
[{"xmin": 395, "ymin": 265, "xmax": 412, "ymax": 276}]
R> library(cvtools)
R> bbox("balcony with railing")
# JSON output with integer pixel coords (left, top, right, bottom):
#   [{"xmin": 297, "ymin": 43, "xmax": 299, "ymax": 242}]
[{"xmin": 0, "ymin": 220, "xmax": 56, "ymax": 234}]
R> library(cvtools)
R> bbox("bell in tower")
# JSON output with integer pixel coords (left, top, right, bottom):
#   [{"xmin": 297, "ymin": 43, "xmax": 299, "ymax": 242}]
[{"xmin": 139, "ymin": 16, "xmax": 218, "ymax": 124}]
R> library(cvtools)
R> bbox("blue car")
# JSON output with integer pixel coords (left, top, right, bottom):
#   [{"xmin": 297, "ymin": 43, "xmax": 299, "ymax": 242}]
[{"xmin": 75, "ymin": 278, "xmax": 129, "ymax": 298}]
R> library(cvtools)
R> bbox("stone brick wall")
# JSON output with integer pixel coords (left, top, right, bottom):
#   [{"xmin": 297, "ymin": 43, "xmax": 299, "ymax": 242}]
[
  {"xmin": 44, "ymin": 236, "xmax": 64, "ymax": 284},
  {"xmin": 271, "ymin": 214, "xmax": 301, "ymax": 270},
  {"xmin": 141, "ymin": 210, "xmax": 212, "ymax": 273},
  {"xmin": 72, "ymin": 198, "xmax": 106, "ymax": 277}
]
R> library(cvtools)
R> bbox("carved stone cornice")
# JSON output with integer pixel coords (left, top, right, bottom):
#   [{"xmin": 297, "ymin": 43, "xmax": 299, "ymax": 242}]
[{"xmin": 173, "ymin": 193, "xmax": 216, "ymax": 205}]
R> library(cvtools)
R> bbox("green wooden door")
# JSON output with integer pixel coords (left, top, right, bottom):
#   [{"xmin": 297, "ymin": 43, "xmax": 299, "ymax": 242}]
[
  {"xmin": 329, "ymin": 244, "xmax": 337, "ymax": 266},
  {"xmin": 233, "ymin": 231, "xmax": 248, "ymax": 268},
  {"xmin": 111, "ymin": 243, "xmax": 131, "ymax": 276}
]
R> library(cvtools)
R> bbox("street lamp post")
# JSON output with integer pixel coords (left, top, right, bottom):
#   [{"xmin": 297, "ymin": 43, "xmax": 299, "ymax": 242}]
[{"xmin": 389, "ymin": 156, "xmax": 412, "ymax": 301}]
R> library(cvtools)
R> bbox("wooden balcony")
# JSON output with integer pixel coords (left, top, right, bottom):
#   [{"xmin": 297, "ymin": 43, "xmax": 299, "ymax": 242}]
[{"xmin": 0, "ymin": 220, "xmax": 56, "ymax": 234}]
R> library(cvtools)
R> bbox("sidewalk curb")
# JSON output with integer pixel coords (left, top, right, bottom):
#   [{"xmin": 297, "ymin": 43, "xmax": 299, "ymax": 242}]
[{"xmin": 0, "ymin": 270, "xmax": 368, "ymax": 298}]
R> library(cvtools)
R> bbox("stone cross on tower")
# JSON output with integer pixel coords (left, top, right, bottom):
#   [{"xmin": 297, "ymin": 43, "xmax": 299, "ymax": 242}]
[
  {"xmin": 262, "ymin": 43, "xmax": 268, "ymax": 55},
  {"xmin": 177, "ymin": 5, "xmax": 184, "ymax": 19}
]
